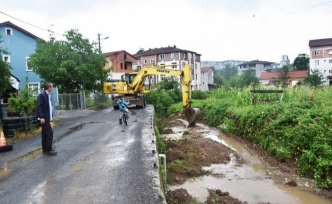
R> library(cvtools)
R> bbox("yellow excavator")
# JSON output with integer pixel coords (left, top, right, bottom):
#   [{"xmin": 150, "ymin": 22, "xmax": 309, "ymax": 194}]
[{"xmin": 103, "ymin": 63, "xmax": 201, "ymax": 126}]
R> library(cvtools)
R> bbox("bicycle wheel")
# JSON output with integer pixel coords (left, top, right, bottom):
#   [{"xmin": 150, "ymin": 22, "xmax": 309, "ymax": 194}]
[{"xmin": 124, "ymin": 117, "xmax": 127, "ymax": 126}]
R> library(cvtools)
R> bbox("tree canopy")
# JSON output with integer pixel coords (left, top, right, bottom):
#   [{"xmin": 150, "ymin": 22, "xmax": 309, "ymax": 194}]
[
  {"xmin": 303, "ymin": 69, "xmax": 325, "ymax": 87},
  {"xmin": 28, "ymin": 29, "xmax": 108, "ymax": 93},
  {"xmin": 217, "ymin": 64, "xmax": 238, "ymax": 81},
  {"xmin": 0, "ymin": 35, "xmax": 12, "ymax": 93},
  {"xmin": 240, "ymin": 68, "xmax": 259, "ymax": 87},
  {"xmin": 293, "ymin": 53, "xmax": 309, "ymax": 70},
  {"xmin": 277, "ymin": 65, "xmax": 291, "ymax": 86}
]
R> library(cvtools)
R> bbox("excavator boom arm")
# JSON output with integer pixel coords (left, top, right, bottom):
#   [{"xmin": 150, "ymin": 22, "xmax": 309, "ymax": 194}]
[{"xmin": 130, "ymin": 64, "xmax": 192, "ymax": 108}]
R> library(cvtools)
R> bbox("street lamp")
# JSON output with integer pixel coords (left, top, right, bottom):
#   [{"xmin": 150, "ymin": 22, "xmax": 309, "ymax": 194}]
[{"xmin": 98, "ymin": 34, "xmax": 109, "ymax": 53}]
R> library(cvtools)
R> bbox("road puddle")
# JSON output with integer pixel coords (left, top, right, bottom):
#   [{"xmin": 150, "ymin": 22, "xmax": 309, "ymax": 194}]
[{"xmin": 168, "ymin": 122, "xmax": 332, "ymax": 204}]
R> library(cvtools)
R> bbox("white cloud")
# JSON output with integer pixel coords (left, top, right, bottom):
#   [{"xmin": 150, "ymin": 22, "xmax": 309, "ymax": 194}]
[{"xmin": 1, "ymin": 0, "xmax": 332, "ymax": 63}]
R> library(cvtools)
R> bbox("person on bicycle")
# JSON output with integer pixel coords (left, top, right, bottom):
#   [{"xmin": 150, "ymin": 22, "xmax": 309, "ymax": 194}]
[{"xmin": 117, "ymin": 95, "xmax": 129, "ymax": 125}]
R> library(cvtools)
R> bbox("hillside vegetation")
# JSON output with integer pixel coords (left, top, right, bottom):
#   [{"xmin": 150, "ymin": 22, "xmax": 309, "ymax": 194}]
[{"xmin": 149, "ymin": 85, "xmax": 332, "ymax": 188}]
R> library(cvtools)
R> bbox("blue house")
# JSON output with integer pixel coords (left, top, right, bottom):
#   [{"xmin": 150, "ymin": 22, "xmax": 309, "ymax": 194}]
[{"xmin": 0, "ymin": 21, "xmax": 42, "ymax": 98}]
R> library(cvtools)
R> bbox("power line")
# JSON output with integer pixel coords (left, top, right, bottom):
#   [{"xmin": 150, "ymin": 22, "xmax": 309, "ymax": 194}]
[{"xmin": 0, "ymin": 11, "xmax": 62, "ymax": 36}]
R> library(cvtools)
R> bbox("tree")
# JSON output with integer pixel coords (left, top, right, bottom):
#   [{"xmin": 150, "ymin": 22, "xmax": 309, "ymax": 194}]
[
  {"xmin": 28, "ymin": 29, "xmax": 108, "ymax": 94},
  {"xmin": 303, "ymin": 69, "xmax": 325, "ymax": 87},
  {"xmin": 240, "ymin": 68, "xmax": 259, "ymax": 87},
  {"xmin": 293, "ymin": 53, "xmax": 309, "ymax": 70},
  {"xmin": 0, "ymin": 35, "xmax": 12, "ymax": 93},
  {"xmin": 219, "ymin": 63, "xmax": 238, "ymax": 81},
  {"xmin": 277, "ymin": 65, "xmax": 291, "ymax": 86},
  {"xmin": 227, "ymin": 75, "xmax": 241, "ymax": 88},
  {"xmin": 213, "ymin": 74, "xmax": 223, "ymax": 87}
]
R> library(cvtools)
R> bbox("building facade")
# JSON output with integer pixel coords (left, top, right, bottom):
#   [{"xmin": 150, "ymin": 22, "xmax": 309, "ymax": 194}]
[
  {"xmin": 260, "ymin": 70, "xmax": 307, "ymax": 86},
  {"xmin": 103, "ymin": 50, "xmax": 137, "ymax": 80},
  {"xmin": 280, "ymin": 55, "xmax": 290, "ymax": 67},
  {"xmin": 308, "ymin": 38, "xmax": 332, "ymax": 85},
  {"xmin": 201, "ymin": 67, "xmax": 214, "ymax": 91},
  {"xmin": 237, "ymin": 60, "xmax": 274, "ymax": 78},
  {"xmin": 0, "ymin": 21, "xmax": 42, "ymax": 96},
  {"xmin": 133, "ymin": 45, "xmax": 202, "ymax": 90}
]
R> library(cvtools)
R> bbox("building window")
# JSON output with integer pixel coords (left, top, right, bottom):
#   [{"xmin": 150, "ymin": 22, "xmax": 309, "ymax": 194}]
[
  {"xmin": 5, "ymin": 28, "xmax": 12, "ymax": 35},
  {"xmin": 124, "ymin": 64, "xmax": 127, "ymax": 70},
  {"xmin": 150, "ymin": 59, "xmax": 154, "ymax": 64},
  {"xmin": 160, "ymin": 54, "xmax": 165, "ymax": 59},
  {"xmin": 2, "ymin": 55, "xmax": 10, "ymax": 62},
  {"xmin": 28, "ymin": 83, "xmax": 39, "ymax": 96},
  {"xmin": 182, "ymin": 53, "xmax": 186, "ymax": 58},
  {"xmin": 329, "ymin": 70, "xmax": 332, "ymax": 74},
  {"xmin": 171, "ymin": 53, "xmax": 177, "ymax": 58},
  {"xmin": 26, "ymin": 57, "xmax": 32, "ymax": 71},
  {"xmin": 137, "ymin": 66, "xmax": 141, "ymax": 71},
  {"xmin": 120, "ymin": 63, "xmax": 123, "ymax": 69},
  {"xmin": 124, "ymin": 54, "xmax": 127, "ymax": 60},
  {"xmin": 329, "ymin": 59, "xmax": 332, "ymax": 63},
  {"xmin": 172, "ymin": 63, "xmax": 177, "ymax": 68},
  {"xmin": 314, "ymin": 50, "xmax": 320, "ymax": 56},
  {"xmin": 315, "ymin": 60, "xmax": 319, "ymax": 66},
  {"xmin": 144, "ymin": 60, "xmax": 147, "ymax": 64}
]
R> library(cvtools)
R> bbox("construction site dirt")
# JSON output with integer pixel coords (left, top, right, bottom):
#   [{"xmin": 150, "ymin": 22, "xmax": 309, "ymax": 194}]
[{"xmin": 158, "ymin": 114, "xmax": 332, "ymax": 204}]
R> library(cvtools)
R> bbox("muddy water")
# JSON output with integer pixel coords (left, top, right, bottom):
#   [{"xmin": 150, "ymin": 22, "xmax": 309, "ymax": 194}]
[{"xmin": 165, "ymin": 121, "xmax": 332, "ymax": 204}]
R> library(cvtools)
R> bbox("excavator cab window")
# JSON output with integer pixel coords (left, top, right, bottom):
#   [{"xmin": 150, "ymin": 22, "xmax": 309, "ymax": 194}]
[
  {"xmin": 129, "ymin": 74, "xmax": 136, "ymax": 84},
  {"xmin": 121, "ymin": 74, "xmax": 129, "ymax": 82}
]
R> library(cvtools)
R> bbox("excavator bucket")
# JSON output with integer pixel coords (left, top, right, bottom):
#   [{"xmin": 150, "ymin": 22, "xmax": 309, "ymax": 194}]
[{"xmin": 183, "ymin": 107, "xmax": 201, "ymax": 126}]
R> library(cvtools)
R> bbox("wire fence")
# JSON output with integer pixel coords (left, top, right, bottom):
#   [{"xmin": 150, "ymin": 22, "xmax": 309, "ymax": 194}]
[{"xmin": 53, "ymin": 92, "xmax": 112, "ymax": 112}]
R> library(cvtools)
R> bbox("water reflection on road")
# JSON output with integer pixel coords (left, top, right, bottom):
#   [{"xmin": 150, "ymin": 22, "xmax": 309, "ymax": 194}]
[{"xmin": 166, "ymin": 121, "xmax": 332, "ymax": 204}]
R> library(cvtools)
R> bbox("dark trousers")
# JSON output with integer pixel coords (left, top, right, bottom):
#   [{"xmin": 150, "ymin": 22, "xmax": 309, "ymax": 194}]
[{"xmin": 41, "ymin": 121, "xmax": 53, "ymax": 152}]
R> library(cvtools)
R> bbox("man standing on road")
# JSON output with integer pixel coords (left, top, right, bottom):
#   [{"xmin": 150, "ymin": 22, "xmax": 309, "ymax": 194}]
[{"xmin": 36, "ymin": 82, "xmax": 57, "ymax": 156}]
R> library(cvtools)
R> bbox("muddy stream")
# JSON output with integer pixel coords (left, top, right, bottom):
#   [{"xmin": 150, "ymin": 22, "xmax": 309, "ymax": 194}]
[{"xmin": 163, "ymin": 120, "xmax": 332, "ymax": 204}]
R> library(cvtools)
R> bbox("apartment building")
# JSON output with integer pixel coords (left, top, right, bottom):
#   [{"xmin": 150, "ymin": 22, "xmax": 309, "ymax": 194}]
[
  {"xmin": 133, "ymin": 45, "xmax": 202, "ymax": 90},
  {"xmin": 237, "ymin": 60, "xmax": 274, "ymax": 78},
  {"xmin": 201, "ymin": 67, "xmax": 214, "ymax": 91},
  {"xmin": 308, "ymin": 38, "xmax": 332, "ymax": 85}
]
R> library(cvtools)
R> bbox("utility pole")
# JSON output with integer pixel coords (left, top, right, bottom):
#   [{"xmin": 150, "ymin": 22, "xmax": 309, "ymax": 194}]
[
  {"xmin": 98, "ymin": 33, "xmax": 101, "ymax": 53},
  {"xmin": 97, "ymin": 33, "xmax": 109, "ymax": 53}
]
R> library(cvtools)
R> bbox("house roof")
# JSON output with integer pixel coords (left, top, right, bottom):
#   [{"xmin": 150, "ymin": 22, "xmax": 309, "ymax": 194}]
[
  {"xmin": 103, "ymin": 50, "xmax": 137, "ymax": 59},
  {"xmin": 309, "ymin": 38, "xmax": 332, "ymax": 47},
  {"xmin": 0, "ymin": 21, "xmax": 39, "ymax": 39},
  {"xmin": 201, "ymin": 67, "xmax": 214, "ymax": 73},
  {"xmin": 238, "ymin": 60, "xmax": 273, "ymax": 66},
  {"xmin": 260, "ymin": 70, "xmax": 307, "ymax": 80},
  {"xmin": 10, "ymin": 74, "xmax": 20, "ymax": 82},
  {"xmin": 134, "ymin": 45, "xmax": 201, "ymax": 57}
]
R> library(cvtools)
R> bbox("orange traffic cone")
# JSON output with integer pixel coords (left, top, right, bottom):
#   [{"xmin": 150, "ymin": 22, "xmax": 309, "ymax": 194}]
[{"xmin": 0, "ymin": 130, "xmax": 6, "ymax": 146}]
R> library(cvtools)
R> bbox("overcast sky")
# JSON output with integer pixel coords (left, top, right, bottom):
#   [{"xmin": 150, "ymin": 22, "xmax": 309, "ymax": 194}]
[{"xmin": 1, "ymin": 0, "xmax": 332, "ymax": 63}]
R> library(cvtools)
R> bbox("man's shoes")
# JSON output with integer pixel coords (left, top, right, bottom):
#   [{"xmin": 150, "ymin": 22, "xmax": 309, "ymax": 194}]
[{"xmin": 44, "ymin": 150, "xmax": 57, "ymax": 156}]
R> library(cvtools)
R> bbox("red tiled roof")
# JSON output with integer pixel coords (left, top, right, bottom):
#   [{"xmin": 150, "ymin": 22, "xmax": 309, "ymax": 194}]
[
  {"xmin": 260, "ymin": 70, "xmax": 307, "ymax": 80},
  {"xmin": 201, "ymin": 67, "xmax": 213, "ymax": 73},
  {"xmin": 103, "ymin": 50, "xmax": 137, "ymax": 59},
  {"xmin": 309, "ymin": 38, "xmax": 332, "ymax": 47},
  {"xmin": 0, "ymin": 21, "xmax": 39, "ymax": 39}
]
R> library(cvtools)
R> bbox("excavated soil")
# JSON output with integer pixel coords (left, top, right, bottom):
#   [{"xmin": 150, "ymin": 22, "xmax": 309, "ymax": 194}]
[{"xmin": 157, "ymin": 114, "xmax": 332, "ymax": 204}]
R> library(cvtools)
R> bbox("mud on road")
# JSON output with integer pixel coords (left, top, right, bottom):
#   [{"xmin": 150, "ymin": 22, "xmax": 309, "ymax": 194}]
[{"xmin": 157, "ymin": 114, "xmax": 332, "ymax": 204}]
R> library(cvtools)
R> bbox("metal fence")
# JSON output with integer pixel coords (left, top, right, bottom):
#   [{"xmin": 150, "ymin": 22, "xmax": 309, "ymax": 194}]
[{"xmin": 53, "ymin": 92, "xmax": 112, "ymax": 111}]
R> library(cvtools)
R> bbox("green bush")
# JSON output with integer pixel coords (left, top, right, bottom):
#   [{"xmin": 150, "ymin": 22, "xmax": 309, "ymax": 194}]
[{"xmin": 192, "ymin": 90, "xmax": 209, "ymax": 100}]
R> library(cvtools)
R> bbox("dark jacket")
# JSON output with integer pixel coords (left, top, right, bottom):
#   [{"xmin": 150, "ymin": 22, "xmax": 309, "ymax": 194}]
[{"xmin": 36, "ymin": 91, "xmax": 52, "ymax": 121}]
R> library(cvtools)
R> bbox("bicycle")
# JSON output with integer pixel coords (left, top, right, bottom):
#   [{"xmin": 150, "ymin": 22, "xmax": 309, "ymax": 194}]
[{"xmin": 122, "ymin": 108, "xmax": 129, "ymax": 126}]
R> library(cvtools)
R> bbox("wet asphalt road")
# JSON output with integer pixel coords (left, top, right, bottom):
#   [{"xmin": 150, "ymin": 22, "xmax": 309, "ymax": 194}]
[{"xmin": 0, "ymin": 105, "xmax": 166, "ymax": 204}]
